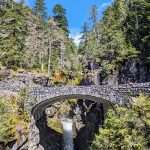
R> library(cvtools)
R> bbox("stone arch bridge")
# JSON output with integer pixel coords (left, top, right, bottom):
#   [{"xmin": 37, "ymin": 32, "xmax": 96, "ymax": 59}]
[
  {"xmin": 1, "ymin": 80, "xmax": 150, "ymax": 149},
  {"xmin": 24, "ymin": 82, "xmax": 150, "ymax": 120}
]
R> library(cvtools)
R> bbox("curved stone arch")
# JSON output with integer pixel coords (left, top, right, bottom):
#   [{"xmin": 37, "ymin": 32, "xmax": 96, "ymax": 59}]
[
  {"xmin": 29, "ymin": 85, "xmax": 123, "ymax": 120},
  {"xmin": 32, "ymin": 94, "xmax": 114, "ymax": 120}
]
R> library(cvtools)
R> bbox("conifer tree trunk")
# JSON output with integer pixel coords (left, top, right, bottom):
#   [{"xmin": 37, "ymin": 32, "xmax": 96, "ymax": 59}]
[
  {"xmin": 60, "ymin": 38, "xmax": 65, "ymax": 68},
  {"xmin": 40, "ymin": 50, "xmax": 44, "ymax": 72},
  {"xmin": 48, "ymin": 37, "xmax": 52, "ymax": 75}
]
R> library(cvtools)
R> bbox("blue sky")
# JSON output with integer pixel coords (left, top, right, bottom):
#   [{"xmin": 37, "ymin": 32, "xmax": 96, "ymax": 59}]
[{"xmin": 25, "ymin": 0, "xmax": 113, "ymax": 44}]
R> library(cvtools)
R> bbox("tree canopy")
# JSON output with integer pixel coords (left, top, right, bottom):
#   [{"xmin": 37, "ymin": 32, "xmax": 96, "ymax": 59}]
[
  {"xmin": 0, "ymin": 2, "xmax": 27, "ymax": 69},
  {"xmin": 52, "ymin": 4, "xmax": 69, "ymax": 35},
  {"xmin": 34, "ymin": 0, "xmax": 47, "ymax": 20}
]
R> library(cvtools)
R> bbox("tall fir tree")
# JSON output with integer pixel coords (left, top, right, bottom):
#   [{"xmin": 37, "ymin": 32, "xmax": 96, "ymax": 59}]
[
  {"xmin": 126, "ymin": 0, "xmax": 150, "ymax": 57},
  {"xmin": 34, "ymin": 0, "xmax": 47, "ymax": 20},
  {"xmin": 88, "ymin": 4, "xmax": 99, "ymax": 46},
  {"xmin": 52, "ymin": 4, "xmax": 69, "ymax": 35},
  {"xmin": 89, "ymin": 4, "xmax": 99, "ymax": 30},
  {"xmin": 80, "ymin": 22, "xmax": 89, "ymax": 45},
  {"xmin": 0, "ymin": 2, "xmax": 27, "ymax": 68}
]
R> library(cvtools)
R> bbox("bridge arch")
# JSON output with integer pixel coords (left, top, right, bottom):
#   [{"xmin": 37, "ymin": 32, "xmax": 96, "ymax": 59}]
[
  {"xmin": 31, "ymin": 94, "xmax": 113, "ymax": 120},
  {"xmin": 24, "ymin": 82, "xmax": 150, "ymax": 120},
  {"xmin": 28, "ymin": 91, "xmax": 114, "ymax": 150}
]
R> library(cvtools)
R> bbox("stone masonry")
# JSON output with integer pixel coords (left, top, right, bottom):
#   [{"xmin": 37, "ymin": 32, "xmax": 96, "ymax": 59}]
[{"xmin": 24, "ymin": 82, "xmax": 150, "ymax": 120}]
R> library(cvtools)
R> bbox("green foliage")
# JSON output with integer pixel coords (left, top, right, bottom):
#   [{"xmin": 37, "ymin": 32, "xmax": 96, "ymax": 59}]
[
  {"xmin": 80, "ymin": 0, "xmax": 150, "ymax": 75},
  {"xmin": 47, "ymin": 118, "xmax": 63, "ymax": 134},
  {"xmin": 53, "ymin": 4, "xmax": 69, "ymax": 35},
  {"xmin": 0, "ymin": 2, "xmax": 28, "ymax": 69},
  {"xmin": 91, "ymin": 95, "xmax": 150, "ymax": 150},
  {"xmin": 0, "ymin": 0, "xmax": 148, "ymax": 84},
  {"xmin": 80, "ymin": 22, "xmax": 89, "ymax": 47},
  {"xmin": 34, "ymin": 0, "xmax": 47, "ymax": 20},
  {"xmin": 0, "ymin": 91, "xmax": 29, "ymax": 145},
  {"xmin": 89, "ymin": 4, "xmax": 99, "ymax": 30},
  {"xmin": 97, "ymin": 0, "xmax": 139, "ymax": 73},
  {"xmin": 0, "ymin": 1, "xmax": 79, "ymax": 77},
  {"xmin": 126, "ymin": 0, "xmax": 150, "ymax": 58}
]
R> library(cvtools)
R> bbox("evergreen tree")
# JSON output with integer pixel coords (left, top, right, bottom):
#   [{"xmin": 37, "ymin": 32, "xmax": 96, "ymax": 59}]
[
  {"xmin": 0, "ymin": 2, "xmax": 27, "ymax": 69},
  {"xmin": 89, "ymin": 4, "xmax": 99, "ymax": 30},
  {"xmin": 52, "ymin": 4, "xmax": 69, "ymax": 35},
  {"xmin": 78, "ymin": 22, "xmax": 89, "ymax": 54},
  {"xmin": 126, "ymin": 0, "xmax": 150, "ymax": 57},
  {"xmin": 92, "ymin": 0, "xmax": 138, "ymax": 74},
  {"xmin": 34, "ymin": 0, "xmax": 47, "ymax": 20},
  {"xmin": 80, "ymin": 22, "xmax": 89, "ymax": 45}
]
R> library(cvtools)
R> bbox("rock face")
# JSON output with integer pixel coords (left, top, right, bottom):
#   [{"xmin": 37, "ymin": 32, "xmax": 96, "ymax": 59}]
[
  {"xmin": 118, "ymin": 60, "xmax": 150, "ymax": 84},
  {"xmin": 84, "ymin": 59, "xmax": 150, "ymax": 85},
  {"xmin": 0, "ymin": 70, "xmax": 49, "ymax": 150},
  {"xmin": 0, "ymin": 69, "xmax": 52, "ymax": 89},
  {"xmin": 73, "ymin": 101, "xmax": 109, "ymax": 150},
  {"xmin": 68, "ymin": 59, "xmax": 150, "ymax": 150},
  {"xmin": 28, "ymin": 118, "xmax": 40, "ymax": 150}
]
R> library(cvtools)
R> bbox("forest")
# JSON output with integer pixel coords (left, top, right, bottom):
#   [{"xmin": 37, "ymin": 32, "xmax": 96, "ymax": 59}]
[{"xmin": 0, "ymin": 0, "xmax": 150, "ymax": 150}]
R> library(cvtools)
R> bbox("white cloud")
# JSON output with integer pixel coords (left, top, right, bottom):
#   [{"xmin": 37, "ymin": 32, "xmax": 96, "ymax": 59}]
[
  {"xmin": 13, "ymin": 0, "xmax": 29, "ymax": 5},
  {"xmin": 72, "ymin": 34, "xmax": 82, "ymax": 46},
  {"xmin": 99, "ymin": 3, "xmax": 111, "ymax": 9},
  {"xmin": 99, "ymin": 0, "xmax": 114, "ymax": 10},
  {"xmin": 69, "ymin": 28, "xmax": 82, "ymax": 46}
]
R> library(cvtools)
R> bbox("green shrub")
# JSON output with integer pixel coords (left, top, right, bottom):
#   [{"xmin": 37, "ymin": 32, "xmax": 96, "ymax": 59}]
[
  {"xmin": 91, "ymin": 95, "xmax": 150, "ymax": 150},
  {"xmin": 0, "ymin": 91, "xmax": 29, "ymax": 145}
]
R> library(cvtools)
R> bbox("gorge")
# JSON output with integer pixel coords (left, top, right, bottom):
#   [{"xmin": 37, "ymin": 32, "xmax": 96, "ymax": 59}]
[{"xmin": 0, "ymin": 0, "xmax": 150, "ymax": 150}]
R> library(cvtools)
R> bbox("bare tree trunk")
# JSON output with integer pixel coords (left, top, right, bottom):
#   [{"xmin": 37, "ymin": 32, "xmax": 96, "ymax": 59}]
[
  {"xmin": 39, "ymin": 43, "xmax": 44, "ymax": 73},
  {"xmin": 61, "ymin": 47, "xmax": 65, "ymax": 68},
  {"xmin": 48, "ymin": 37, "xmax": 52, "ymax": 75},
  {"xmin": 41, "ymin": 52, "xmax": 44, "ymax": 73},
  {"xmin": 60, "ymin": 38, "xmax": 65, "ymax": 68},
  {"xmin": 41, "ymin": 33, "xmax": 44, "ymax": 73}
]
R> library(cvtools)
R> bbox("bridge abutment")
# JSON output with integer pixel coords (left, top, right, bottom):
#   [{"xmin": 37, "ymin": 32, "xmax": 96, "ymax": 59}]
[{"xmin": 28, "ymin": 117, "xmax": 40, "ymax": 150}]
